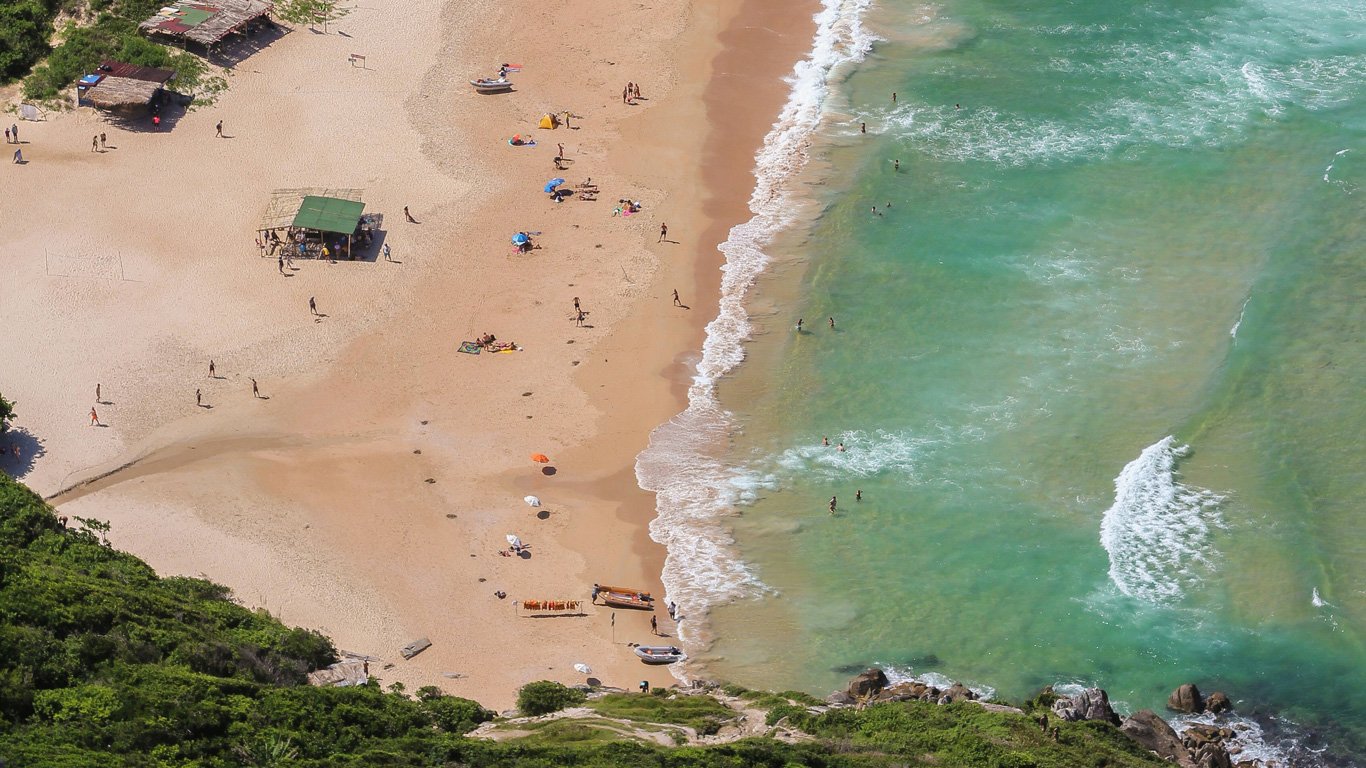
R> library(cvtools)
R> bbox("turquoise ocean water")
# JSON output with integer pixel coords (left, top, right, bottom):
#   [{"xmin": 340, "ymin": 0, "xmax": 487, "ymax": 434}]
[{"xmin": 640, "ymin": 0, "xmax": 1365, "ymax": 763}]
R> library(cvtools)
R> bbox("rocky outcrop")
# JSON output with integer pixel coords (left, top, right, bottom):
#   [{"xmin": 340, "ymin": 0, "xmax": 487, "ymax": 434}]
[
  {"xmin": 1182, "ymin": 724, "xmax": 1236, "ymax": 768},
  {"xmin": 1204, "ymin": 691, "xmax": 1231, "ymax": 713},
  {"xmin": 844, "ymin": 668, "xmax": 889, "ymax": 699},
  {"xmin": 1168, "ymin": 683, "xmax": 1204, "ymax": 714},
  {"xmin": 939, "ymin": 682, "xmax": 978, "ymax": 704},
  {"xmin": 1121, "ymin": 709, "xmax": 1195, "ymax": 768},
  {"xmin": 875, "ymin": 681, "xmax": 936, "ymax": 703},
  {"xmin": 1051, "ymin": 687, "xmax": 1120, "ymax": 725}
]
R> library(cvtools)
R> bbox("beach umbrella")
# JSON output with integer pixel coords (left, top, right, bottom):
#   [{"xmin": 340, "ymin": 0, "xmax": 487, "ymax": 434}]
[
  {"xmin": 574, "ymin": 663, "xmax": 592, "ymax": 675},
  {"xmin": 506, "ymin": 534, "xmax": 523, "ymax": 549},
  {"xmin": 544, "ymin": 178, "xmax": 566, "ymax": 193},
  {"xmin": 511, "ymin": 232, "xmax": 530, "ymax": 246},
  {"xmin": 524, "ymin": 495, "xmax": 541, "ymax": 507},
  {"xmin": 530, "ymin": 453, "xmax": 550, "ymax": 463}
]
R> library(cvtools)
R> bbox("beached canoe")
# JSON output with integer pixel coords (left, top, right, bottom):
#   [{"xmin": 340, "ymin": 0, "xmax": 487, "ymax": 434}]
[
  {"xmin": 597, "ymin": 585, "xmax": 654, "ymax": 610},
  {"xmin": 635, "ymin": 645, "xmax": 685, "ymax": 665},
  {"xmin": 470, "ymin": 78, "xmax": 513, "ymax": 94}
]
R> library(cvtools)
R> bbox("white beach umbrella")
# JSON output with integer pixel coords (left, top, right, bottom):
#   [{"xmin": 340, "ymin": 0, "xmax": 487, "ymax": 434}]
[
  {"xmin": 574, "ymin": 663, "xmax": 592, "ymax": 675},
  {"xmin": 524, "ymin": 495, "xmax": 541, "ymax": 507},
  {"xmin": 506, "ymin": 534, "xmax": 523, "ymax": 549}
]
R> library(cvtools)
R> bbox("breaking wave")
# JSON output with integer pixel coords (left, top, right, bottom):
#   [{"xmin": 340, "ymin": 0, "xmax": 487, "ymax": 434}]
[
  {"xmin": 1099, "ymin": 437, "xmax": 1225, "ymax": 603},
  {"xmin": 635, "ymin": 0, "xmax": 875, "ymax": 666}
]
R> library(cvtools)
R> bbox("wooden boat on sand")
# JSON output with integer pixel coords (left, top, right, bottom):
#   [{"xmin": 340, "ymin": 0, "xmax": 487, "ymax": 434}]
[
  {"xmin": 635, "ymin": 645, "xmax": 685, "ymax": 665},
  {"xmin": 596, "ymin": 584, "xmax": 654, "ymax": 610}
]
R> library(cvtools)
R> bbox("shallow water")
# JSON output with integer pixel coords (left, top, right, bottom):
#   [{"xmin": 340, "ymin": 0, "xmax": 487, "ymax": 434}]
[{"xmin": 650, "ymin": 0, "xmax": 1366, "ymax": 762}]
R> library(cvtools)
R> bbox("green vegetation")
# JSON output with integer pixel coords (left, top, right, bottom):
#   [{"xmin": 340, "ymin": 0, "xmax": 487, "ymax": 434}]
[
  {"xmin": 273, "ymin": 0, "xmax": 348, "ymax": 32},
  {"xmin": 0, "ymin": 392, "xmax": 14, "ymax": 435},
  {"xmin": 586, "ymin": 692, "xmax": 738, "ymax": 735},
  {"xmin": 1, "ymin": 0, "xmax": 218, "ymax": 100},
  {"xmin": 0, "ymin": 472, "xmax": 1168, "ymax": 766},
  {"xmin": 516, "ymin": 680, "xmax": 587, "ymax": 716}
]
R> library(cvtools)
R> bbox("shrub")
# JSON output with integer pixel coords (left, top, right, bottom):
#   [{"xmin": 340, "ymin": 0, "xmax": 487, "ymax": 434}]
[{"xmin": 516, "ymin": 681, "xmax": 586, "ymax": 716}]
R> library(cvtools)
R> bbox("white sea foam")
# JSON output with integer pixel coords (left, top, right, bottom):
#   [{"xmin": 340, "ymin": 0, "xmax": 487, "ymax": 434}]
[
  {"xmin": 1311, "ymin": 587, "xmax": 1330, "ymax": 608},
  {"xmin": 1231, "ymin": 297, "xmax": 1250, "ymax": 339},
  {"xmin": 1171, "ymin": 711, "xmax": 1314, "ymax": 768},
  {"xmin": 883, "ymin": 665, "xmax": 997, "ymax": 702},
  {"xmin": 635, "ymin": 0, "xmax": 875, "ymax": 673},
  {"xmin": 1099, "ymin": 437, "xmax": 1226, "ymax": 603}
]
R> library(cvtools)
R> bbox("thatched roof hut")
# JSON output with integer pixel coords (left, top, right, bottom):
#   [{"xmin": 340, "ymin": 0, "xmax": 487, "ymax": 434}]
[{"xmin": 83, "ymin": 78, "xmax": 163, "ymax": 109}]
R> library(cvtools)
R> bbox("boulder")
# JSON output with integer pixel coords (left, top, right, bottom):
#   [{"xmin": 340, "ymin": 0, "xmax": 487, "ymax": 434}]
[
  {"xmin": 825, "ymin": 690, "xmax": 853, "ymax": 706},
  {"xmin": 845, "ymin": 668, "xmax": 889, "ymax": 699},
  {"xmin": 1192, "ymin": 741, "xmax": 1233, "ymax": 768},
  {"xmin": 1052, "ymin": 687, "xmax": 1121, "ymax": 725},
  {"xmin": 1168, "ymin": 683, "xmax": 1204, "ymax": 714},
  {"xmin": 1120, "ymin": 710, "xmax": 1195, "ymax": 768},
  {"xmin": 875, "ymin": 681, "xmax": 926, "ymax": 703},
  {"xmin": 1204, "ymin": 691, "xmax": 1231, "ymax": 713},
  {"xmin": 940, "ymin": 682, "xmax": 978, "ymax": 704}
]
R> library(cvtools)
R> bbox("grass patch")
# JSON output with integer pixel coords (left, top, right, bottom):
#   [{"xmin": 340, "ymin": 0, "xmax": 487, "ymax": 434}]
[{"xmin": 586, "ymin": 693, "xmax": 738, "ymax": 736}]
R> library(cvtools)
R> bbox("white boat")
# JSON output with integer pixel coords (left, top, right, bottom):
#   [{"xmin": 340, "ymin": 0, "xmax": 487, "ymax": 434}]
[
  {"xmin": 634, "ymin": 645, "xmax": 685, "ymax": 665},
  {"xmin": 470, "ymin": 78, "xmax": 513, "ymax": 94}
]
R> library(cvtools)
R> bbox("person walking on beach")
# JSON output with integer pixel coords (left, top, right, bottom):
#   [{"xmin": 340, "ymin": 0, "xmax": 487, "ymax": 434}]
[
  {"xmin": 383, "ymin": 242, "xmax": 392, "ymax": 262},
  {"xmin": 215, "ymin": 120, "xmax": 223, "ymax": 137},
  {"xmin": 309, "ymin": 296, "xmax": 318, "ymax": 316},
  {"xmin": 196, "ymin": 388, "xmax": 202, "ymax": 407},
  {"xmin": 650, "ymin": 615, "xmax": 659, "ymax": 635},
  {"xmin": 404, "ymin": 206, "xmax": 416, "ymax": 223},
  {"xmin": 3, "ymin": 128, "xmax": 9, "ymax": 144},
  {"xmin": 829, "ymin": 495, "xmax": 838, "ymax": 514},
  {"xmin": 278, "ymin": 255, "xmax": 285, "ymax": 274},
  {"xmin": 11, "ymin": 124, "xmax": 18, "ymax": 143},
  {"xmin": 672, "ymin": 289, "xmax": 682, "ymax": 306},
  {"xmin": 573, "ymin": 296, "xmax": 581, "ymax": 314},
  {"xmin": 668, "ymin": 602, "xmax": 677, "ymax": 620},
  {"xmin": 95, "ymin": 383, "xmax": 101, "ymax": 403},
  {"xmin": 658, "ymin": 223, "xmax": 668, "ymax": 243},
  {"xmin": 100, "ymin": 132, "xmax": 107, "ymax": 149},
  {"xmin": 576, "ymin": 308, "xmax": 587, "ymax": 327},
  {"xmin": 251, "ymin": 378, "xmax": 260, "ymax": 398},
  {"xmin": 208, "ymin": 360, "xmax": 215, "ymax": 378},
  {"xmin": 557, "ymin": 143, "xmax": 564, "ymax": 160},
  {"xmin": 89, "ymin": 407, "xmax": 100, "ymax": 426},
  {"xmin": 622, "ymin": 85, "xmax": 629, "ymax": 104},
  {"xmin": 92, "ymin": 136, "xmax": 99, "ymax": 153}
]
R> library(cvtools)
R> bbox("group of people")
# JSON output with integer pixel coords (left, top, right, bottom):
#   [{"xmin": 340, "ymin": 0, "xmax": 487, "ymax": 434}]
[{"xmin": 621, "ymin": 82, "xmax": 644, "ymax": 104}]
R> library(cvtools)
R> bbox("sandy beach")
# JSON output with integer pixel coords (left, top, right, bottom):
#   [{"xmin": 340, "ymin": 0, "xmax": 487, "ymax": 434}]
[{"xmin": 0, "ymin": 0, "xmax": 816, "ymax": 708}]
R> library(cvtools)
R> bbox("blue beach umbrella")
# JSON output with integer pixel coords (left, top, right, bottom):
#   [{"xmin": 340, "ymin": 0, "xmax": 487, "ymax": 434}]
[
  {"xmin": 511, "ymin": 232, "xmax": 530, "ymax": 245},
  {"xmin": 544, "ymin": 178, "xmax": 566, "ymax": 193}
]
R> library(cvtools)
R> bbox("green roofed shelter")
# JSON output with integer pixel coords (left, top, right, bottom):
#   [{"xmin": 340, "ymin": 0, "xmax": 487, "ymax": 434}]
[
  {"xmin": 293, "ymin": 196, "xmax": 365, "ymax": 234},
  {"xmin": 257, "ymin": 188, "xmax": 382, "ymax": 261}
]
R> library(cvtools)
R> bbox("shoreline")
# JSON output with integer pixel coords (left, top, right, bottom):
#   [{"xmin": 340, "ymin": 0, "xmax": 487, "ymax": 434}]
[{"xmin": 4, "ymin": 0, "xmax": 821, "ymax": 709}]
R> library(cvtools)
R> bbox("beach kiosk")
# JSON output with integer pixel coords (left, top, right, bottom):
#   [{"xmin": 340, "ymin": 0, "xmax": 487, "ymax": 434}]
[
  {"xmin": 77, "ymin": 61, "xmax": 177, "ymax": 114},
  {"xmin": 139, "ymin": 0, "xmax": 274, "ymax": 52},
  {"xmin": 257, "ymin": 188, "xmax": 380, "ymax": 260}
]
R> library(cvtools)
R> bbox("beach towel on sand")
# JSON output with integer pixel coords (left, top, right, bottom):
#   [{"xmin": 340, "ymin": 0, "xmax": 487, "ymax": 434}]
[{"xmin": 458, "ymin": 341, "xmax": 482, "ymax": 354}]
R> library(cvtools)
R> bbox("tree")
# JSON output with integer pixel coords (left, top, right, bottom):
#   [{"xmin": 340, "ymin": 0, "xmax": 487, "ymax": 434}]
[
  {"xmin": 273, "ymin": 0, "xmax": 350, "ymax": 32},
  {"xmin": 0, "ymin": 393, "xmax": 13, "ymax": 435},
  {"xmin": 516, "ymin": 680, "xmax": 586, "ymax": 716}
]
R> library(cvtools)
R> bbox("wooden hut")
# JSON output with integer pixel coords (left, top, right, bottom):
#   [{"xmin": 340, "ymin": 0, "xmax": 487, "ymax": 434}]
[
  {"xmin": 77, "ymin": 62, "xmax": 177, "ymax": 112},
  {"xmin": 140, "ymin": 0, "xmax": 274, "ymax": 49}
]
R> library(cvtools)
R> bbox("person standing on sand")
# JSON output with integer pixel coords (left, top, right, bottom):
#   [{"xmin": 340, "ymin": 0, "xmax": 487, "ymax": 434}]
[
  {"xmin": 11, "ymin": 124, "xmax": 18, "ymax": 143},
  {"xmin": 278, "ymin": 255, "xmax": 285, "ymax": 274},
  {"xmin": 309, "ymin": 296, "xmax": 318, "ymax": 316},
  {"xmin": 557, "ymin": 143, "xmax": 564, "ymax": 160},
  {"xmin": 100, "ymin": 133, "xmax": 106, "ymax": 149},
  {"xmin": 404, "ymin": 206, "xmax": 416, "ymax": 223},
  {"xmin": 92, "ymin": 136, "xmax": 98, "ymax": 153},
  {"xmin": 672, "ymin": 289, "xmax": 681, "ymax": 306},
  {"xmin": 658, "ymin": 223, "xmax": 668, "ymax": 243},
  {"xmin": 196, "ymin": 389, "xmax": 202, "ymax": 407},
  {"xmin": 89, "ymin": 407, "xmax": 100, "ymax": 426},
  {"xmin": 650, "ymin": 615, "xmax": 658, "ymax": 635},
  {"xmin": 209, "ymin": 360, "xmax": 215, "ymax": 378},
  {"xmin": 576, "ymin": 309, "xmax": 587, "ymax": 327},
  {"xmin": 95, "ymin": 383, "xmax": 101, "ymax": 403},
  {"xmin": 3, "ymin": 128, "xmax": 9, "ymax": 144},
  {"xmin": 216, "ymin": 121, "xmax": 223, "ymax": 137},
  {"xmin": 251, "ymin": 378, "xmax": 260, "ymax": 398},
  {"xmin": 573, "ymin": 296, "xmax": 581, "ymax": 313},
  {"xmin": 383, "ymin": 243, "xmax": 392, "ymax": 262}
]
